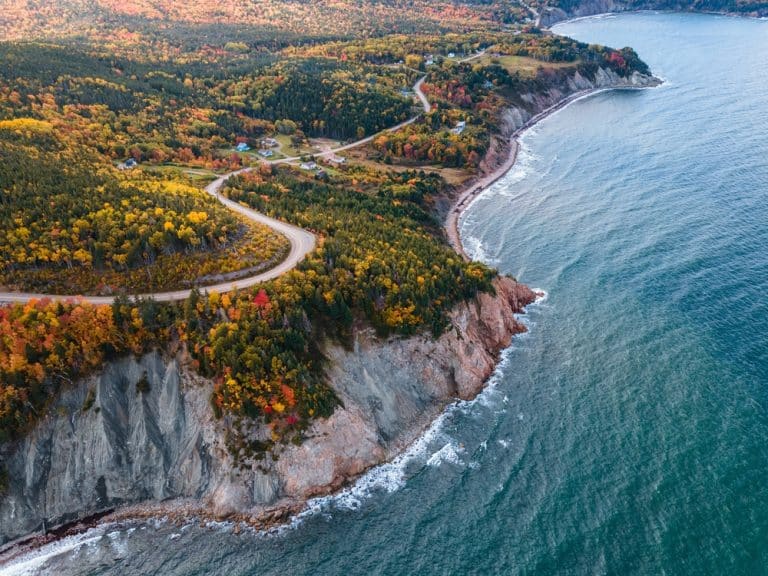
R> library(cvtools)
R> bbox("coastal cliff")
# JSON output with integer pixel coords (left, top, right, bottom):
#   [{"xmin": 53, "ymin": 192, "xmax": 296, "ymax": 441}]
[
  {"xmin": 537, "ymin": 0, "xmax": 768, "ymax": 27},
  {"xmin": 444, "ymin": 65, "xmax": 660, "ymax": 256},
  {"xmin": 491, "ymin": 65, "xmax": 659, "ymax": 172},
  {"xmin": 0, "ymin": 276, "xmax": 536, "ymax": 545}
]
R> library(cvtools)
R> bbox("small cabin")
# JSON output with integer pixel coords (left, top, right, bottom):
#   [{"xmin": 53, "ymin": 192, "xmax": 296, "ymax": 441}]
[
  {"xmin": 235, "ymin": 142, "xmax": 250, "ymax": 152},
  {"xmin": 258, "ymin": 149, "xmax": 274, "ymax": 158}
]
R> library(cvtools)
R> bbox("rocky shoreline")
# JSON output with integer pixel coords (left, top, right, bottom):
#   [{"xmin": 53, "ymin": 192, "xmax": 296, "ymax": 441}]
[
  {"xmin": 0, "ymin": 274, "xmax": 538, "ymax": 558},
  {"xmin": 446, "ymin": 68, "xmax": 662, "ymax": 259}
]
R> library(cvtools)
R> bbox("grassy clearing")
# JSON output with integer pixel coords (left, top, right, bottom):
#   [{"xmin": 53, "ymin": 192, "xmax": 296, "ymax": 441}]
[{"xmin": 478, "ymin": 53, "xmax": 580, "ymax": 76}]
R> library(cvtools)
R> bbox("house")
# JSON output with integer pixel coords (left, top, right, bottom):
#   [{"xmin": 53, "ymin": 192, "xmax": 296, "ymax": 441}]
[
  {"xmin": 450, "ymin": 120, "xmax": 467, "ymax": 135},
  {"xmin": 118, "ymin": 158, "xmax": 138, "ymax": 170},
  {"xmin": 425, "ymin": 55, "xmax": 434, "ymax": 66},
  {"xmin": 315, "ymin": 169, "xmax": 328, "ymax": 181},
  {"xmin": 447, "ymin": 52, "xmax": 456, "ymax": 58},
  {"xmin": 261, "ymin": 138, "xmax": 278, "ymax": 147},
  {"xmin": 325, "ymin": 154, "xmax": 346, "ymax": 166},
  {"xmin": 300, "ymin": 161, "xmax": 318, "ymax": 170},
  {"xmin": 235, "ymin": 142, "xmax": 250, "ymax": 152},
  {"xmin": 258, "ymin": 149, "xmax": 274, "ymax": 158}
]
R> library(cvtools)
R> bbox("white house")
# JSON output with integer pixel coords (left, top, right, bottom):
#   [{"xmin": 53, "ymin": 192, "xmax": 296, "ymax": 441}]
[{"xmin": 450, "ymin": 120, "xmax": 467, "ymax": 135}]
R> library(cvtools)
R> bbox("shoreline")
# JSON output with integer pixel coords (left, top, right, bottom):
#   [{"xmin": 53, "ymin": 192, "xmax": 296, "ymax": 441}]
[
  {"xmin": 446, "ymin": 84, "xmax": 656, "ymax": 259},
  {"xmin": 542, "ymin": 8, "xmax": 768, "ymax": 29}
]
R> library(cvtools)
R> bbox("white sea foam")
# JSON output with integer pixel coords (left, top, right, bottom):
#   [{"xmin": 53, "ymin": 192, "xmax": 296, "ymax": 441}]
[
  {"xmin": 461, "ymin": 234, "xmax": 499, "ymax": 265},
  {"xmin": 0, "ymin": 527, "xmax": 108, "ymax": 576},
  {"xmin": 106, "ymin": 530, "xmax": 128, "ymax": 557},
  {"xmin": 551, "ymin": 12, "xmax": 617, "ymax": 30},
  {"xmin": 272, "ymin": 336, "xmax": 534, "ymax": 536},
  {"xmin": 426, "ymin": 443, "xmax": 464, "ymax": 467}
]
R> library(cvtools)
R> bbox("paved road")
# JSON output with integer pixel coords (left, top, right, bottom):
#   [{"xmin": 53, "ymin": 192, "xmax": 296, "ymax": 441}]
[
  {"xmin": 0, "ymin": 75, "xmax": 433, "ymax": 305},
  {"xmin": 267, "ymin": 75, "xmax": 431, "ymax": 165},
  {"xmin": 0, "ymin": 171, "xmax": 316, "ymax": 305}
]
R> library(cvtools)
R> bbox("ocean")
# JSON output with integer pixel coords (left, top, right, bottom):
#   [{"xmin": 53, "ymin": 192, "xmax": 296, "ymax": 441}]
[{"xmin": 5, "ymin": 12, "xmax": 768, "ymax": 575}]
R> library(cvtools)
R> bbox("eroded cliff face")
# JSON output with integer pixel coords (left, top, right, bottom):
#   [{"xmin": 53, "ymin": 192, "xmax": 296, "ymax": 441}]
[
  {"xmin": 0, "ymin": 277, "xmax": 536, "ymax": 544},
  {"xmin": 478, "ymin": 66, "xmax": 659, "ymax": 185},
  {"xmin": 535, "ymin": 1, "xmax": 768, "ymax": 27}
]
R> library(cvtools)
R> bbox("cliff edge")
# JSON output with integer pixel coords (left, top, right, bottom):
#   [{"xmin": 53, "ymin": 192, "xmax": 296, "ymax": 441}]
[{"xmin": 0, "ymin": 276, "xmax": 536, "ymax": 545}]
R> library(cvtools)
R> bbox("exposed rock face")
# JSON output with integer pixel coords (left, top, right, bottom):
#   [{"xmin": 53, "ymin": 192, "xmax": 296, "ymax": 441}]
[
  {"xmin": 496, "ymin": 66, "xmax": 660, "ymax": 143},
  {"xmin": 0, "ymin": 277, "xmax": 536, "ymax": 544},
  {"xmin": 536, "ymin": 1, "xmax": 768, "ymax": 27},
  {"xmin": 0, "ymin": 354, "xmax": 226, "ymax": 543},
  {"xmin": 434, "ymin": 66, "xmax": 659, "ymax": 225}
]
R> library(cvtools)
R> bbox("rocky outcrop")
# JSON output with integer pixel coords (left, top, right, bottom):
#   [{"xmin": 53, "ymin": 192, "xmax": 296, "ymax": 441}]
[
  {"xmin": 537, "ymin": 1, "xmax": 768, "ymax": 28},
  {"xmin": 497, "ymin": 66, "xmax": 660, "ymax": 143},
  {"xmin": 538, "ymin": 0, "xmax": 629, "ymax": 27},
  {"xmin": 0, "ymin": 276, "xmax": 536, "ymax": 545}
]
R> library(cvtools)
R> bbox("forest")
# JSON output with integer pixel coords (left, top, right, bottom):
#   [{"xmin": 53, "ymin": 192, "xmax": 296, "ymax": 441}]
[{"xmin": 0, "ymin": 122, "xmax": 288, "ymax": 294}]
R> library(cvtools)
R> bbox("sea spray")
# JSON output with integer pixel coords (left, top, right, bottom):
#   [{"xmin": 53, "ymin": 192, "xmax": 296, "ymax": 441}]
[{"xmin": 275, "ymin": 293, "xmax": 549, "ymax": 535}]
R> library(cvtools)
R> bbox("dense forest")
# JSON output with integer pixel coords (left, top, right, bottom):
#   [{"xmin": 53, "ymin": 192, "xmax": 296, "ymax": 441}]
[
  {"xmin": 0, "ymin": 122, "xmax": 288, "ymax": 294},
  {"xmin": 0, "ymin": 0, "xmax": 536, "ymax": 46}
]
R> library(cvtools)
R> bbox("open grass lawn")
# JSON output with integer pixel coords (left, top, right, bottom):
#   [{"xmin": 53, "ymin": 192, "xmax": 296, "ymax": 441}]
[{"xmin": 480, "ymin": 53, "xmax": 580, "ymax": 76}]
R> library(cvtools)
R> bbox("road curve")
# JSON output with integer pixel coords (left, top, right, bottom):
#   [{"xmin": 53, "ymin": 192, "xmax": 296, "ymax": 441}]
[
  {"xmin": 268, "ymin": 75, "xmax": 431, "ymax": 164},
  {"xmin": 0, "ymin": 74, "xmax": 433, "ymax": 305},
  {"xmin": 0, "ymin": 170, "xmax": 316, "ymax": 305}
]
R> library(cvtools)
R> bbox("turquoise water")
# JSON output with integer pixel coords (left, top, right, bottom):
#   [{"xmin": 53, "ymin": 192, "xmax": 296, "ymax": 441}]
[{"xmin": 7, "ymin": 12, "xmax": 768, "ymax": 575}]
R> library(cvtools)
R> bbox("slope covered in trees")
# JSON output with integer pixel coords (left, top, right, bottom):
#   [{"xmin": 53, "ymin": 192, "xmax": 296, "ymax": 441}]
[
  {"xmin": 0, "ymin": 121, "xmax": 288, "ymax": 294},
  {"xmin": 0, "ymin": 166, "xmax": 496, "ymax": 456}
]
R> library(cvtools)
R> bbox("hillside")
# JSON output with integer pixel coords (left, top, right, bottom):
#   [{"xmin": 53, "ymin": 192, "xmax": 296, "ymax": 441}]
[{"xmin": 0, "ymin": 0, "xmax": 533, "ymax": 45}]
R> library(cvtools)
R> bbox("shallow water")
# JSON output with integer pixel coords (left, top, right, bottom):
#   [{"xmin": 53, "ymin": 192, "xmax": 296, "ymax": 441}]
[{"xmin": 5, "ymin": 12, "xmax": 768, "ymax": 575}]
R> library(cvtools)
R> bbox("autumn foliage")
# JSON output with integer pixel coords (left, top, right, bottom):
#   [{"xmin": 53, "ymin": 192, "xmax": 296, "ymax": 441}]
[{"xmin": 0, "ymin": 298, "xmax": 171, "ymax": 441}]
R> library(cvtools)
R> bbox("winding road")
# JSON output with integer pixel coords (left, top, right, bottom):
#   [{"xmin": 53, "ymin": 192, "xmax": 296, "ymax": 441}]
[
  {"xmin": 0, "ymin": 75, "xmax": 434, "ymax": 305},
  {"xmin": 0, "ymin": 173, "xmax": 316, "ymax": 305}
]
